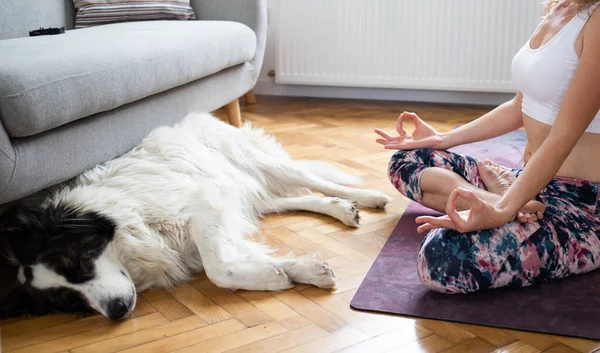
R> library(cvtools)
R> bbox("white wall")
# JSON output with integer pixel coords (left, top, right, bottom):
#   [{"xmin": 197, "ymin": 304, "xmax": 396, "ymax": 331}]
[{"xmin": 255, "ymin": 0, "xmax": 514, "ymax": 106}]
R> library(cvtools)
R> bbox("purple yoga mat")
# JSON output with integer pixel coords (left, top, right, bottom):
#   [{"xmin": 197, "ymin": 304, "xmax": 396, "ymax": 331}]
[{"xmin": 351, "ymin": 130, "xmax": 600, "ymax": 340}]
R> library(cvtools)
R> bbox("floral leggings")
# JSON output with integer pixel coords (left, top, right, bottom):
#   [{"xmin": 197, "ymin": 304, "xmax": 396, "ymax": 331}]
[{"xmin": 388, "ymin": 148, "xmax": 600, "ymax": 294}]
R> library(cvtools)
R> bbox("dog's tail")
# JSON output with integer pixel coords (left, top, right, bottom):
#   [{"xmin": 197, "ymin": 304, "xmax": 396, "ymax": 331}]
[{"xmin": 298, "ymin": 160, "xmax": 363, "ymax": 185}]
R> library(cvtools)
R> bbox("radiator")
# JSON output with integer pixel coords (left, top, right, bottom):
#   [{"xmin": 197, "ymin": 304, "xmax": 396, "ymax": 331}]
[{"xmin": 275, "ymin": 0, "xmax": 544, "ymax": 93}]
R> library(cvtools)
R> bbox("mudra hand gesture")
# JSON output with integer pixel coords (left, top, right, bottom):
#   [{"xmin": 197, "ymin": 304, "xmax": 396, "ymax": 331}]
[
  {"xmin": 414, "ymin": 187, "xmax": 513, "ymax": 233},
  {"xmin": 374, "ymin": 112, "xmax": 444, "ymax": 150}
]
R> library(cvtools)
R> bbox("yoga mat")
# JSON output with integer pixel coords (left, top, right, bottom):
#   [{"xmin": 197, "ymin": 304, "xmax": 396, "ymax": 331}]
[{"xmin": 351, "ymin": 130, "xmax": 600, "ymax": 340}]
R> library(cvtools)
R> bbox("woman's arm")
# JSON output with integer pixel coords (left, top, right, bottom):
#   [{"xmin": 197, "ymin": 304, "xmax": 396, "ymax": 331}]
[
  {"xmin": 496, "ymin": 11, "xmax": 600, "ymax": 218},
  {"xmin": 438, "ymin": 92, "xmax": 524, "ymax": 149},
  {"xmin": 375, "ymin": 92, "xmax": 523, "ymax": 151}
]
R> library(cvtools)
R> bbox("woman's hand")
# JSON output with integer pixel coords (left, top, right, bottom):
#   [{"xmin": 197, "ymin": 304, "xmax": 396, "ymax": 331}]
[
  {"xmin": 415, "ymin": 187, "xmax": 515, "ymax": 233},
  {"xmin": 375, "ymin": 112, "xmax": 445, "ymax": 150}
]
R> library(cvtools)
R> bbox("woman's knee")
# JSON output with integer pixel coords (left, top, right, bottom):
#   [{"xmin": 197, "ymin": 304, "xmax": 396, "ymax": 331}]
[
  {"xmin": 387, "ymin": 148, "xmax": 437, "ymax": 201},
  {"xmin": 387, "ymin": 149, "xmax": 436, "ymax": 175},
  {"xmin": 417, "ymin": 255, "xmax": 461, "ymax": 294},
  {"xmin": 417, "ymin": 229, "xmax": 491, "ymax": 294},
  {"xmin": 416, "ymin": 233, "xmax": 462, "ymax": 294}
]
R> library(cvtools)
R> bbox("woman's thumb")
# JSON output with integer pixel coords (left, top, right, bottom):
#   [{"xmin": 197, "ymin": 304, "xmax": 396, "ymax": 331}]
[{"xmin": 456, "ymin": 188, "xmax": 477, "ymax": 202}]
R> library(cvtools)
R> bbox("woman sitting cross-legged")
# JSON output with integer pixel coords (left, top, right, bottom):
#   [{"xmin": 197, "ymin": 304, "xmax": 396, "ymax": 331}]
[{"xmin": 375, "ymin": 0, "xmax": 600, "ymax": 294}]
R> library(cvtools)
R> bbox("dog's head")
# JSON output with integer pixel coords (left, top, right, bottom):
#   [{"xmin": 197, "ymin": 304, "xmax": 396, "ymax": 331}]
[{"xmin": 0, "ymin": 204, "xmax": 136, "ymax": 320}]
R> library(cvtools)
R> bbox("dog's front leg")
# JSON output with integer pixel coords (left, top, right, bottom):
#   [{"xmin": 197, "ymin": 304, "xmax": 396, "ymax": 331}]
[
  {"xmin": 187, "ymin": 194, "xmax": 295, "ymax": 292},
  {"xmin": 189, "ymin": 225, "xmax": 295, "ymax": 291}
]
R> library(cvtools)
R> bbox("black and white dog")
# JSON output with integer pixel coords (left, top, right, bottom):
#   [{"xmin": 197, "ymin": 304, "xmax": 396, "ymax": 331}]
[{"xmin": 0, "ymin": 113, "xmax": 390, "ymax": 321}]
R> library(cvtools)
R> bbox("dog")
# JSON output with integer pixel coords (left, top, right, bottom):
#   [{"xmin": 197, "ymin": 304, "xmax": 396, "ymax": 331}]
[{"xmin": 0, "ymin": 113, "xmax": 391, "ymax": 321}]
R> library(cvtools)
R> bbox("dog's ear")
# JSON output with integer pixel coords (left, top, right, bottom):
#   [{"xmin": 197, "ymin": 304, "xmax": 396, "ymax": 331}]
[
  {"xmin": 57, "ymin": 211, "xmax": 116, "ymax": 258},
  {"xmin": 0, "ymin": 205, "xmax": 35, "ymax": 232},
  {"xmin": 0, "ymin": 206, "xmax": 48, "ymax": 265}
]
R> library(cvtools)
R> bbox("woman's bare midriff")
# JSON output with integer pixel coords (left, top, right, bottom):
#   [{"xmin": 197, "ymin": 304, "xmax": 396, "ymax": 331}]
[{"xmin": 523, "ymin": 114, "xmax": 600, "ymax": 183}]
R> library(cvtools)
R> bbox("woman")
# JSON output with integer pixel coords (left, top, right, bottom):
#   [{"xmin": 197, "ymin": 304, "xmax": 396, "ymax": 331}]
[{"xmin": 375, "ymin": 0, "xmax": 600, "ymax": 294}]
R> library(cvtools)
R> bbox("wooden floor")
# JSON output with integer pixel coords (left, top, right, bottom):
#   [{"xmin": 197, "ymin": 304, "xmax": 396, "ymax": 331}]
[{"xmin": 2, "ymin": 96, "xmax": 599, "ymax": 353}]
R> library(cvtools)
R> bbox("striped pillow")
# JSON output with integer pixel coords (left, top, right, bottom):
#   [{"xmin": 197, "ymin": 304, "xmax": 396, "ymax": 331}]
[{"xmin": 73, "ymin": 0, "xmax": 197, "ymax": 29}]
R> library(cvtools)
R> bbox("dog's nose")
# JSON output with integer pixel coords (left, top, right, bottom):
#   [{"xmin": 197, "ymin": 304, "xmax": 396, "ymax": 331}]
[{"xmin": 106, "ymin": 299, "xmax": 130, "ymax": 321}]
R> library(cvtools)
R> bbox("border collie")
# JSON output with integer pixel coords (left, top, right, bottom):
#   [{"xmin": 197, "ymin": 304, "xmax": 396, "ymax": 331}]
[{"xmin": 0, "ymin": 113, "xmax": 390, "ymax": 321}]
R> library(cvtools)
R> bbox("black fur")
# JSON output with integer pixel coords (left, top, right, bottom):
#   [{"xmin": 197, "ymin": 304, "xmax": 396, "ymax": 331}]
[
  {"xmin": 0, "ymin": 202, "xmax": 116, "ymax": 318},
  {"xmin": 0, "ymin": 284, "xmax": 95, "ymax": 319}
]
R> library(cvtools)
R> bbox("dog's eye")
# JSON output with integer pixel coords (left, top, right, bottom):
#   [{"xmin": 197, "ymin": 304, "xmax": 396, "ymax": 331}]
[{"xmin": 120, "ymin": 270, "xmax": 126, "ymax": 277}]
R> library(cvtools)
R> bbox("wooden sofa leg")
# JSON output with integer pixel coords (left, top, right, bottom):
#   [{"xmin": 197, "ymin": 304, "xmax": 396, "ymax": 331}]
[
  {"xmin": 244, "ymin": 90, "xmax": 256, "ymax": 104},
  {"xmin": 226, "ymin": 99, "xmax": 242, "ymax": 127}
]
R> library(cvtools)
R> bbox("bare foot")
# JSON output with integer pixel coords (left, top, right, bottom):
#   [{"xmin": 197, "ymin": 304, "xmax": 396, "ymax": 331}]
[
  {"xmin": 477, "ymin": 160, "xmax": 545, "ymax": 223},
  {"xmin": 477, "ymin": 160, "xmax": 516, "ymax": 195}
]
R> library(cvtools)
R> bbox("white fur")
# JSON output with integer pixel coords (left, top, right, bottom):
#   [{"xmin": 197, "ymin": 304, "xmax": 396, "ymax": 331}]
[{"xmin": 38, "ymin": 113, "xmax": 391, "ymax": 317}]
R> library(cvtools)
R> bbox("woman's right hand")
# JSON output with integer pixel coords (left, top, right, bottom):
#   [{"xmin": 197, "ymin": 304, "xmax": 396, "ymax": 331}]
[{"xmin": 375, "ymin": 112, "xmax": 444, "ymax": 150}]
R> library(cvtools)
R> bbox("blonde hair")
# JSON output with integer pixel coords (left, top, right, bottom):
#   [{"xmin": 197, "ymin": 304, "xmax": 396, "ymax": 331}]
[{"xmin": 544, "ymin": 0, "xmax": 598, "ymax": 15}]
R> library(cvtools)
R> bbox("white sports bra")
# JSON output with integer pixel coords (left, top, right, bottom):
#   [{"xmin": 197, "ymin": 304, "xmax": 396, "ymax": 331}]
[{"xmin": 511, "ymin": 3, "xmax": 600, "ymax": 134}]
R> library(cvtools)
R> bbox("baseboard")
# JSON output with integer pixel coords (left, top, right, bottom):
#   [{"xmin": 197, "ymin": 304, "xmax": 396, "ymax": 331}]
[{"xmin": 254, "ymin": 79, "xmax": 514, "ymax": 107}]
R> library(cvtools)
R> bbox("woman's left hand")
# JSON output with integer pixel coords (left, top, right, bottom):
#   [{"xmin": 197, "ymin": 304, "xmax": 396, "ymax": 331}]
[{"xmin": 415, "ymin": 187, "xmax": 513, "ymax": 233}]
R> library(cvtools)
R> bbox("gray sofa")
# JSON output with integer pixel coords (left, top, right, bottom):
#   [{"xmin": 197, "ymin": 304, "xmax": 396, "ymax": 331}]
[{"xmin": 0, "ymin": 0, "xmax": 266, "ymax": 206}]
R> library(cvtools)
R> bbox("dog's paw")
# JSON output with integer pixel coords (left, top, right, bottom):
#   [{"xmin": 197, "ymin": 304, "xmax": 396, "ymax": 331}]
[
  {"xmin": 284, "ymin": 256, "xmax": 337, "ymax": 289},
  {"xmin": 329, "ymin": 197, "xmax": 360, "ymax": 227},
  {"xmin": 265, "ymin": 267, "xmax": 295, "ymax": 291},
  {"xmin": 353, "ymin": 190, "xmax": 391, "ymax": 209},
  {"xmin": 310, "ymin": 262, "xmax": 337, "ymax": 289},
  {"xmin": 220, "ymin": 264, "xmax": 294, "ymax": 292}
]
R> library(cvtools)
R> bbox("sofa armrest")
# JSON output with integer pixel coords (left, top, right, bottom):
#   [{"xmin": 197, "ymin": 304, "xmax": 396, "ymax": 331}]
[
  {"xmin": 0, "ymin": 124, "xmax": 16, "ymax": 205},
  {"xmin": 190, "ymin": 0, "xmax": 267, "ymax": 84}
]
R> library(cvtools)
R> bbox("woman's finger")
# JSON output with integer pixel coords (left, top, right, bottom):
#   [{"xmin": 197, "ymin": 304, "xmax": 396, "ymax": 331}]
[
  {"xmin": 416, "ymin": 215, "xmax": 448, "ymax": 224},
  {"xmin": 445, "ymin": 189, "xmax": 468, "ymax": 229},
  {"xmin": 444, "ymin": 189, "xmax": 459, "ymax": 216},
  {"xmin": 415, "ymin": 215, "xmax": 456, "ymax": 232},
  {"xmin": 383, "ymin": 142, "xmax": 416, "ymax": 149},
  {"xmin": 456, "ymin": 188, "xmax": 488, "ymax": 218},
  {"xmin": 396, "ymin": 115, "xmax": 408, "ymax": 137},
  {"xmin": 382, "ymin": 135, "xmax": 441, "ymax": 150},
  {"xmin": 456, "ymin": 188, "xmax": 482, "ymax": 208},
  {"xmin": 374, "ymin": 129, "xmax": 396, "ymax": 141},
  {"xmin": 417, "ymin": 223, "xmax": 440, "ymax": 233},
  {"xmin": 402, "ymin": 137, "xmax": 435, "ymax": 149},
  {"xmin": 401, "ymin": 112, "xmax": 423, "ymax": 126}
]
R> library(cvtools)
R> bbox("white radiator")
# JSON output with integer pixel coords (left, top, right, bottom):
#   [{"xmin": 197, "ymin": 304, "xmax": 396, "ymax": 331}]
[{"xmin": 276, "ymin": 0, "xmax": 544, "ymax": 93}]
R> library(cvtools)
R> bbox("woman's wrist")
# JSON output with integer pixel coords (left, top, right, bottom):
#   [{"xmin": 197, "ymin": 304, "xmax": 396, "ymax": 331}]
[
  {"xmin": 494, "ymin": 196, "xmax": 520, "ymax": 222},
  {"xmin": 436, "ymin": 132, "xmax": 455, "ymax": 150}
]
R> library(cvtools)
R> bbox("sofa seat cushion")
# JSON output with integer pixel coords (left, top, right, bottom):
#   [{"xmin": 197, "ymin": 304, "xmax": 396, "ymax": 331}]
[{"xmin": 0, "ymin": 20, "xmax": 256, "ymax": 137}]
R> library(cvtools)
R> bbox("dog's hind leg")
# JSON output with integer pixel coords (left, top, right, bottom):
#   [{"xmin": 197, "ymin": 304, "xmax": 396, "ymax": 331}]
[
  {"xmin": 264, "ymin": 195, "xmax": 360, "ymax": 227},
  {"xmin": 263, "ymin": 160, "xmax": 391, "ymax": 209}
]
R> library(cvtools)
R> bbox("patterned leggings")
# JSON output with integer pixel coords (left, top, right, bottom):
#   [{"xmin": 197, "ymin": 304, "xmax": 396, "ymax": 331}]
[{"xmin": 388, "ymin": 149, "xmax": 600, "ymax": 294}]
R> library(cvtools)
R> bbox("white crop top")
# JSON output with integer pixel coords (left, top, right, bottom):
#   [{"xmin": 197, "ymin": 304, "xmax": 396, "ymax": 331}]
[{"xmin": 511, "ymin": 3, "xmax": 600, "ymax": 134}]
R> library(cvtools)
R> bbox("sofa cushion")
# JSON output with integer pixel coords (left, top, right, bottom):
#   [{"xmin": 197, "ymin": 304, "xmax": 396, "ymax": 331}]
[{"xmin": 0, "ymin": 20, "xmax": 256, "ymax": 137}]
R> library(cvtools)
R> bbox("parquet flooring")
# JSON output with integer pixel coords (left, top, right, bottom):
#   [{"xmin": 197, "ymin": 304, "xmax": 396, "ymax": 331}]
[{"xmin": 2, "ymin": 96, "xmax": 599, "ymax": 353}]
